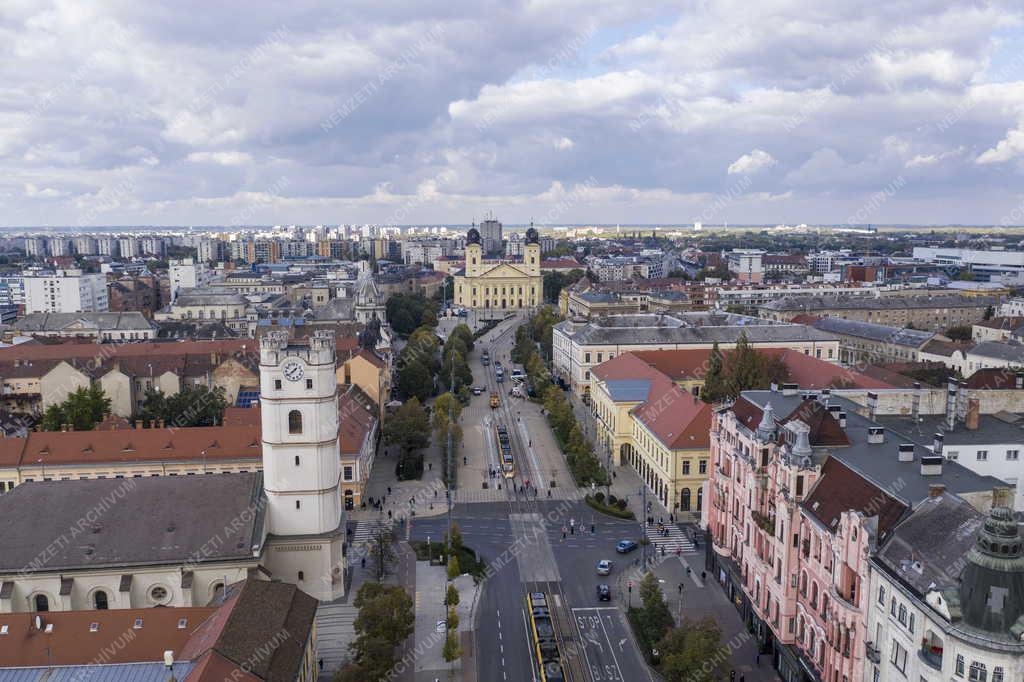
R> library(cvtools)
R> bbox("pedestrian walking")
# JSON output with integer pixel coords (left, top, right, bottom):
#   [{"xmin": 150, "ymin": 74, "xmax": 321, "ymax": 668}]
[
  {"xmin": 428, "ymin": 462, "xmax": 432, "ymax": 470},
  {"xmin": 701, "ymin": 570, "xmax": 706, "ymax": 581},
  {"xmin": 387, "ymin": 486, "xmax": 392, "ymax": 495},
  {"xmin": 730, "ymin": 671, "xmax": 735, "ymax": 682},
  {"xmin": 740, "ymin": 675, "xmax": 745, "ymax": 682},
  {"xmin": 755, "ymin": 652, "xmax": 760, "ymax": 666}
]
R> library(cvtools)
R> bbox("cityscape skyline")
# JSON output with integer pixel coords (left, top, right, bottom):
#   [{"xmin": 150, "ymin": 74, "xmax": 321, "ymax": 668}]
[{"xmin": 3, "ymin": 2, "xmax": 1024, "ymax": 227}]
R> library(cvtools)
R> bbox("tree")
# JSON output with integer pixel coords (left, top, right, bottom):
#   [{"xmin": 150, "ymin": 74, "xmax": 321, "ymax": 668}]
[
  {"xmin": 442, "ymin": 631, "xmax": 462, "ymax": 663},
  {"xmin": 984, "ymin": 305, "xmax": 995, "ymax": 321},
  {"xmin": 728, "ymin": 331, "xmax": 762, "ymax": 396},
  {"xmin": 944, "ymin": 325, "xmax": 973, "ymax": 342},
  {"xmin": 420, "ymin": 306, "xmax": 438, "ymax": 328},
  {"xmin": 345, "ymin": 582, "xmax": 414, "ymax": 681},
  {"xmin": 396, "ymin": 361, "xmax": 433, "ymax": 402},
  {"xmin": 636, "ymin": 571, "xmax": 674, "ymax": 647},
  {"xmin": 542, "ymin": 269, "xmax": 586, "ymax": 303},
  {"xmin": 957, "ymin": 269, "xmax": 976, "ymax": 281},
  {"xmin": 448, "ymin": 323, "xmax": 474, "ymax": 352},
  {"xmin": 445, "ymin": 583, "xmax": 460, "ymax": 607},
  {"xmin": 41, "ymin": 384, "xmax": 112, "ymax": 431},
  {"xmin": 385, "ymin": 398, "xmax": 430, "ymax": 480},
  {"xmin": 434, "ymin": 393, "xmax": 464, "ymax": 485},
  {"xmin": 446, "ymin": 605, "xmax": 460, "ymax": 631},
  {"xmin": 369, "ymin": 526, "xmax": 397, "ymax": 580},
  {"xmin": 141, "ymin": 385, "xmax": 228, "ymax": 428},
  {"xmin": 701, "ymin": 342, "xmax": 727, "ymax": 403},
  {"xmin": 447, "ymin": 554, "xmax": 461, "ymax": 580},
  {"xmin": 449, "ymin": 522, "xmax": 464, "ymax": 554},
  {"xmin": 659, "ymin": 617, "xmax": 726, "ymax": 682}
]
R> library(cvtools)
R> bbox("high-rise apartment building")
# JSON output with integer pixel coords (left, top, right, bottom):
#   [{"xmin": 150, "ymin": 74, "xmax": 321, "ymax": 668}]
[
  {"xmin": 24, "ymin": 271, "xmax": 109, "ymax": 313},
  {"xmin": 479, "ymin": 218, "xmax": 503, "ymax": 256}
]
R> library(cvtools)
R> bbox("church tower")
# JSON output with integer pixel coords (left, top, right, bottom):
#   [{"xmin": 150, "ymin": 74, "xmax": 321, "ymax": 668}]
[
  {"xmin": 524, "ymin": 225, "xmax": 541, "ymax": 277},
  {"xmin": 260, "ymin": 330, "xmax": 346, "ymax": 600},
  {"xmin": 465, "ymin": 227, "xmax": 482, "ymax": 277}
]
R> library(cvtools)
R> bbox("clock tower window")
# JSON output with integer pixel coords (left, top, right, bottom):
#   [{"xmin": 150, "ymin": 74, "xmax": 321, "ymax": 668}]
[{"xmin": 288, "ymin": 410, "xmax": 303, "ymax": 434}]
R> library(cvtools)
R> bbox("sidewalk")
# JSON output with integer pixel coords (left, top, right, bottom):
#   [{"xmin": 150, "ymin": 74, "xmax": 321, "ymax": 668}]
[
  {"xmin": 351, "ymin": 441, "xmax": 449, "ymax": 524},
  {"xmin": 413, "ymin": 561, "xmax": 479, "ymax": 681}
]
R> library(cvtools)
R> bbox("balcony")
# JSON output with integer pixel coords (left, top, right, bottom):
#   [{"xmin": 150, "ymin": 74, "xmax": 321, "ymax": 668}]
[
  {"xmin": 864, "ymin": 642, "xmax": 881, "ymax": 664},
  {"xmin": 829, "ymin": 584, "xmax": 860, "ymax": 613},
  {"xmin": 752, "ymin": 510, "xmax": 776, "ymax": 535},
  {"xmin": 918, "ymin": 646, "xmax": 942, "ymax": 670}
]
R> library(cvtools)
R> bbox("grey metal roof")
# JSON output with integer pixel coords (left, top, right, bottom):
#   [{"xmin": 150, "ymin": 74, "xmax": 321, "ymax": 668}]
[
  {"xmin": 877, "ymin": 413, "xmax": 1024, "ymax": 446},
  {"xmin": 559, "ymin": 322, "xmax": 836, "ymax": 346},
  {"xmin": 0, "ymin": 662, "xmax": 195, "ymax": 681},
  {"xmin": 12, "ymin": 313, "xmax": 155, "ymax": 332},
  {"xmin": 874, "ymin": 491, "xmax": 983, "ymax": 594},
  {"xmin": 811, "ymin": 316, "xmax": 935, "ymax": 347},
  {"xmin": 970, "ymin": 341, "xmax": 1024, "ymax": 363},
  {"xmin": 761, "ymin": 294, "xmax": 999, "ymax": 311},
  {"xmin": 0, "ymin": 473, "xmax": 266, "ymax": 573},
  {"xmin": 740, "ymin": 390, "xmax": 1007, "ymax": 505},
  {"xmin": 174, "ymin": 287, "xmax": 247, "ymax": 306},
  {"xmin": 604, "ymin": 379, "xmax": 653, "ymax": 402}
]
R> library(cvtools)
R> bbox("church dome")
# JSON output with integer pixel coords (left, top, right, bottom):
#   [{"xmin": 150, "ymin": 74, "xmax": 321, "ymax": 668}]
[
  {"xmin": 957, "ymin": 506, "xmax": 1024, "ymax": 634},
  {"xmin": 525, "ymin": 227, "xmax": 539, "ymax": 244},
  {"xmin": 467, "ymin": 228, "xmax": 481, "ymax": 245}
]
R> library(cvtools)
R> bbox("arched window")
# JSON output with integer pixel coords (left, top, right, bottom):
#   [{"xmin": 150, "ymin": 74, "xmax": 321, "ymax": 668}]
[
  {"xmin": 94, "ymin": 590, "xmax": 109, "ymax": 610},
  {"xmin": 34, "ymin": 594, "xmax": 49, "ymax": 612},
  {"xmin": 288, "ymin": 410, "xmax": 302, "ymax": 435},
  {"xmin": 696, "ymin": 488, "xmax": 703, "ymax": 511},
  {"xmin": 681, "ymin": 488, "xmax": 691, "ymax": 511},
  {"xmin": 211, "ymin": 582, "xmax": 225, "ymax": 601}
]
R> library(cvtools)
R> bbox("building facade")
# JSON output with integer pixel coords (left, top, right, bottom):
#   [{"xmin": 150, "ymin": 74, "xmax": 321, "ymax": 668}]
[{"xmin": 453, "ymin": 227, "xmax": 542, "ymax": 318}]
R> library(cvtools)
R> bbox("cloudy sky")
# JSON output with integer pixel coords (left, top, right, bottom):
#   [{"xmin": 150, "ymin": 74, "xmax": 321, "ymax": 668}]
[{"xmin": 3, "ymin": 0, "xmax": 1024, "ymax": 227}]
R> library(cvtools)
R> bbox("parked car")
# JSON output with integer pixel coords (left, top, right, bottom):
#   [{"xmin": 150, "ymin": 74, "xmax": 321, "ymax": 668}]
[
  {"xmin": 471, "ymin": 386, "xmax": 484, "ymax": 396},
  {"xmin": 615, "ymin": 540, "xmax": 638, "ymax": 554},
  {"xmin": 596, "ymin": 559, "xmax": 613, "ymax": 575},
  {"xmin": 596, "ymin": 584, "xmax": 611, "ymax": 601}
]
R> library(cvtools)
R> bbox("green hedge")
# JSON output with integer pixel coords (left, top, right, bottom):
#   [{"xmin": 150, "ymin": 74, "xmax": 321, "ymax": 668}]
[{"xmin": 585, "ymin": 495, "xmax": 635, "ymax": 519}]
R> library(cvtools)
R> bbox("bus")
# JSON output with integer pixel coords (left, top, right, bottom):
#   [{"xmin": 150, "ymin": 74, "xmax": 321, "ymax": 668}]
[
  {"xmin": 526, "ymin": 592, "xmax": 565, "ymax": 682},
  {"xmin": 495, "ymin": 424, "xmax": 514, "ymax": 478}
]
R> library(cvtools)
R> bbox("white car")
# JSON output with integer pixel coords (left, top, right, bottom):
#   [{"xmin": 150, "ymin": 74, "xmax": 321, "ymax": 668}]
[{"xmin": 596, "ymin": 559, "xmax": 613, "ymax": 575}]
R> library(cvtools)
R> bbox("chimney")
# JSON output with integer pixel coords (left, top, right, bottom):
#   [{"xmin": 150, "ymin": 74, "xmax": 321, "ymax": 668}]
[
  {"xmin": 920, "ymin": 453, "xmax": 943, "ymax": 476},
  {"xmin": 928, "ymin": 483, "xmax": 946, "ymax": 498},
  {"xmin": 820, "ymin": 388, "xmax": 832, "ymax": 406},
  {"xmin": 932, "ymin": 432, "xmax": 944, "ymax": 456},
  {"xmin": 134, "ymin": 420, "xmax": 142, "ymax": 430},
  {"xmin": 898, "ymin": 443, "xmax": 915, "ymax": 462},
  {"xmin": 945, "ymin": 379, "xmax": 957, "ymax": 432},
  {"xmin": 965, "ymin": 398, "xmax": 980, "ymax": 431},
  {"xmin": 957, "ymin": 380, "xmax": 969, "ymax": 425},
  {"xmin": 867, "ymin": 391, "xmax": 878, "ymax": 422},
  {"xmin": 911, "ymin": 382, "xmax": 921, "ymax": 424},
  {"xmin": 159, "ymin": 419, "xmax": 165, "ymax": 429},
  {"xmin": 782, "ymin": 383, "xmax": 799, "ymax": 397},
  {"xmin": 770, "ymin": 382, "xmax": 778, "ymax": 393},
  {"xmin": 839, "ymin": 412, "xmax": 847, "ymax": 428},
  {"xmin": 828, "ymin": 405, "xmax": 842, "ymax": 421},
  {"xmin": 149, "ymin": 420, "xmax": 156, "ymax": 429}
]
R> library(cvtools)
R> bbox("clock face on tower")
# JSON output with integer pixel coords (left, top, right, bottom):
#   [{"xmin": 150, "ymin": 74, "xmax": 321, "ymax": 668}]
[{"xmin": 282, "ymin": 359, "xmax": 305, "ymax": 382}]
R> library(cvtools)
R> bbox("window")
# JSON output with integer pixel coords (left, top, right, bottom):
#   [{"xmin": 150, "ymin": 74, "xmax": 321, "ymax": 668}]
[
  {"xmin": 295, "ymin": 500, "xmax": 301, "ymax": 509},
  {"xmin": 288, "ymin": 410, "xmax": 302, "ymax": 434},
  {"xmin": 274, "ymin": 379, "xmax": 282, "ymax": 390},
  {"xmin": 956, "ymin": 654, "xmax": 965, "ymax": 677},
  {"xmin": 93, "ymin": 591, "xmax": 109, "ymax": 610},
  {"xmin": 969, "ymin": 662, "xmax": 987, "ymax": 682},
  {"xmin": 977, "ymin": 450, "xmax": 988, "ymax": 461},
  {"xmin": 1007, "ymin": 450, "xmax": 1019, "ymax": 461},
  {"xmin": 890, "ymin": 640, "xmax": 907, "ymax": 674},
  {"xmin": 344, "ymin": 465, "xmax": 354, "ymax": 481},
  {"xmin": 133, "ymin": 617, "xmax": 143, "ymax": 629},
  {"xmin": 298, "ymin": 571, "xmax": 304, "ymax": 581},
  {"xmin": 947, "ymin": 450, "xmax": 960, "ymax": 460},
  {"xmin": 306, "ymin": 378, "xmax": 313, "ymax": 390},
  {"xmin": 992, "ymin": 666, "xmax": 1004, "ymax": 682},
  {"xmin": 898, "ymin": 604, "xmax": 907, "ymax": 625},
  {"xmin": 34, "ymin": 594, "xmax": 49, "ymax": 612},
  {"xmin": 890, "ymin": 598, "xmax": 897, "ymax": 616},
  {"xmin": 585, "ymin": 352, "xmax": 591, "ymax": 363},
  {"xmin": 699, "ymin": 460, "xmax": 707, "ymax": 474},
  {"xmin": 149, "ymin": 586, "xmax": 168, "ymax": 603},
  {"xmin": 878, "ymin": 586, "xmax": 886, "ymax": 605},
  {"xmin": 682, "ymin": 461, "xmax": 691, "ymax": 475},
  {"xmin": 294, "ymin": 456, "xmax": 300, "ymax": 466}
]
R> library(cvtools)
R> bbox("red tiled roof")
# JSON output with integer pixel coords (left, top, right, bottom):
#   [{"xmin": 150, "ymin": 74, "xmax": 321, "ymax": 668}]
[
  {"xmin": 788, "ymin": 314, "xmax": 822, "ymax": 325},
  {"xmin": 0, "ymin": 607, "xmax": 216, "ymax": 667},
  {"xmin": 352, "ymin": 347, "xmax": 385, "ymax": 368},
  {"xmin": 731, "ymin": 396, "xmax": 764, "ymax": 431},
  {"xmin": 632, "ymin": 382, "xmax": 711, "ymax": 450},
  {"xmin": 541, "ymin": 258, "xmax": 583, "ymax": 269},
  {"xmin": 628, "ymin": 348, "xmax": 896, "ymax": 390},
  {"xmin": 339, "ymin": 390, "xmax": 376, "ymax": 454},
  {"xmin": 591, "ymin": 353, "xmax": 667, "ymax": 382},
  {"xmin": 974, "ymin": 316, "xmax": 1024, "ymax": 330},
  {"xmin": 780, "ymin": 400, "xmax": 850, "ymax": 447},
  {"xmin": 803, "ymin": 457, "xmax": 907, "ymax": 534},
  {"xmin": 966, "ymin": 367, "xmax": 1023, "ymax": 389},
  {"xmin": 186, "ymin": 650, "xmax": 263, "ymax": 682}
]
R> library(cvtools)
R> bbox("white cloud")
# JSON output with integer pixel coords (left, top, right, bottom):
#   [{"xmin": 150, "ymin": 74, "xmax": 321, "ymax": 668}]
[
  {"xmin": 553, "ymin": 136, "xmax": 574, "ymax": 151},
  {"xmin": 186, "ymin": 151, "xmax": 254, "ymax": 165},
  {"xmin": 976, "ymin": 125, "xmax": 1024, "ymax": 164},
  {"xmin": 728, "ymin": 149, "xmax": 776, "ymax": 175}
]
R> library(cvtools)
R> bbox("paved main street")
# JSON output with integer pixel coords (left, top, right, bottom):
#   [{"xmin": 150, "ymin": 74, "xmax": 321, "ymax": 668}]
[{"xmin": 357, "ymin": 312, "xmax": 778, "ymax": 681}]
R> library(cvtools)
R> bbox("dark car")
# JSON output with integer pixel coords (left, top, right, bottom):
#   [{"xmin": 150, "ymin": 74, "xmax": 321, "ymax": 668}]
[
  {"xmin": 597, "ymin": 584, "xmax": 611, "ymax": 601},
  {"xmin": 615, "ymin": 540, "xmax": 638, "ymax": 554}
]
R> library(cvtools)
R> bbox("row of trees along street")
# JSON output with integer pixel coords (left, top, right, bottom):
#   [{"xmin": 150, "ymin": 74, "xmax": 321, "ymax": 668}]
[{"xmin": 512, "ymin": 308, "xmax": 608, "ymax": 487}]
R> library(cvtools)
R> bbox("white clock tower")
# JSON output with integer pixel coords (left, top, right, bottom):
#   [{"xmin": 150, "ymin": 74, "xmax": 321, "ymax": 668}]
[{"xmin": 260, "ymin": 330, "xmax": 346, "ymax": 601}]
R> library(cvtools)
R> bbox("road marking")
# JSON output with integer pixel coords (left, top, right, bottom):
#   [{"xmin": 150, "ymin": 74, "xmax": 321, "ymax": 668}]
[
  {"xmin": 521, "ymin": 607, "xmax": 539, "ymax": 682},
  {"xmin": 516, "ymin": 418, "xmax": 546, "ymax": 489},
  {"xmin": 597, "ymin": 610, "xmax": 625, "ymax": 682}
]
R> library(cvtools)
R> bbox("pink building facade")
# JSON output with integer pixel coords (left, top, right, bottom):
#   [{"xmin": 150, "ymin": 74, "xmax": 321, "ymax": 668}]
[{"xmin": 702, "ymin": 389, "xmax": 955, "ymax": 682}]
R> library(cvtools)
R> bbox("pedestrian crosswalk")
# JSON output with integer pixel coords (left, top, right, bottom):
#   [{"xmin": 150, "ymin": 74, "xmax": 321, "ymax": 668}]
[
  {"xmin": 349, "ymin": 520, "xmax": 391, "ymax": 559},
  {"xmin": 452, "ymin": 486, "xmax": 588, "ymax": 504},
  {"xmin": 644, "ymin": 522, "xmax": 697, "ymax": 555}
]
